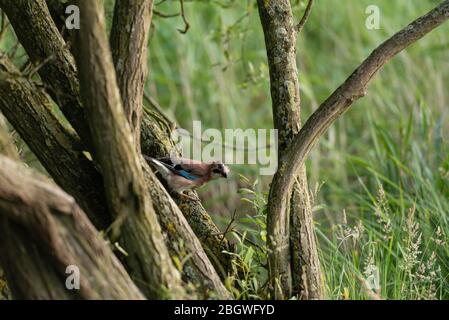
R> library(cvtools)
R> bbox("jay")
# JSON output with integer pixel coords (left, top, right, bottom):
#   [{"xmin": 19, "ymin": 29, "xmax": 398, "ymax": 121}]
[{"xmin": 144, "ymin": 156, "xmax": 230, "ymax": 201}]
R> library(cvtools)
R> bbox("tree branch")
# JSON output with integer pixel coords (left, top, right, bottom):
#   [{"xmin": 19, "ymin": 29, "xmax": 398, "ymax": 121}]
[
  {"xmin": 141, "ymin": 163, "xmax": 231, "ymax": 299},
  {"xmin": 267, "ymin": 1, "xmax": 449, "ymax": 292},
  {"xmin": 0, "ymin": 0, "xmax": 91, "ymax": 148},
  {"xmin": 110, "ymin": 0, "xmax": 153, "ymax": 150},
  {"xmin": 296, "ymin": 0, "xmax": 314, "ymax": 33},
  {"xmin": 257, "ymin": 0, "xmax": 323, "ymax": 299},
  {"xmin": 73, "ymin": 0, "xmax": 185, "ymax": 299},
  {"xmin": 0, "ymin": 56, "xmax": 110, "ymax": 229}
]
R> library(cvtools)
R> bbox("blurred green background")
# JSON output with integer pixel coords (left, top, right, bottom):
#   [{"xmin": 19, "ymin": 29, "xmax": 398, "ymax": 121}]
[{"xmin": 2, "ymin": 0, "xmax": 448, "ymax": 299}]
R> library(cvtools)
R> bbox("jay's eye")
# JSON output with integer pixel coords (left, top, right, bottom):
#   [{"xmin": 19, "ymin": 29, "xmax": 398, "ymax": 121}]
[{"xmin": 213, "ymin": 169, "xmax": 221, "ymax": 174}]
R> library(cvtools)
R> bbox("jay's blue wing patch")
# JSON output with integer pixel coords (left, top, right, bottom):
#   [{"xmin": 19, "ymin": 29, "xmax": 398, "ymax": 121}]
[
  {"xmin": 159, "ymin": 158, "xmax": 199, "ymax": 181},
  {"xmin": 176, "ymin": 169, "xmax": 199, "ymax": 181}
]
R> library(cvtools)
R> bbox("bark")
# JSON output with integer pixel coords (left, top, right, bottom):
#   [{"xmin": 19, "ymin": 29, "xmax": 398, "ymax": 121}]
[
  {"xmin": 0, "ymin": 115, "xmax": 14, "ymax": 300},
  {"xmin": 73, "ymin": 0, "xmax": 186, "ymax": 299},
  {"xmin": 266, "ymin": 0, "xmax": 449, "ymax": 297},
  {"xmin": 109, "ymin": 1, "xmax": 230, "ymax": 298},
  {"xmin": 2, "ymin": 0, "xmax": 230, "ymax": 297},
  {"xmin": 0, "ymin": 155, "xmax": 144, "ymax": 300},
  {"xmin": 110, "ymin": 0, "xmax": 153, "ymax": 150},
  {"xmin": 0, "ymin": 56, "xmax": 109, "ymax": 229},
  {"xmin": 2, "ymin": 0, "xmax": 235, "ymax": 281},
  {"xmin": 0, "ymin": 0, "xmax": 91, "ymax": 147},
  {"xmin": 141, "ymin": 163, "xmax": 231, "ymax": 299},
  {"xmin": 257, "ymin": 0, "xmax": 322, "ymax": 299},
  {"xmin": 141, "ymin": 110, "xmax": 239, "ymax": 277}
]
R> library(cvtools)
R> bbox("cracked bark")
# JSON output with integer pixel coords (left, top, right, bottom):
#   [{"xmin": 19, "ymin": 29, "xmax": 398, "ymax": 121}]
[
  {"xmin": 0, "ymin": 154, "xmax": 144, "ymax": 300},
  {"xmin": 257, "ymin": 0, "xmax": 323, "ymax": 299},
  {"xmin": 0, "ymin": 56, "xmax": 109, "ymax": 229},
  {"xmin": 2, "ymin": 0, "xmax": 236, "ymax": 280},
  {"xmin": 110, "ymin": 0, "xmax": 153, "ymax": 151},
  {"xmin": 73, "ymin": 0, "xmax": 186, "ymax": 299}
]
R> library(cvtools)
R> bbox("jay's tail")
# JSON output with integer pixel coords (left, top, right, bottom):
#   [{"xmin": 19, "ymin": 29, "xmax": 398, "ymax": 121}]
[{"xmin": 143, "ymin": 156, "xmax": 172, "ymax": 180}]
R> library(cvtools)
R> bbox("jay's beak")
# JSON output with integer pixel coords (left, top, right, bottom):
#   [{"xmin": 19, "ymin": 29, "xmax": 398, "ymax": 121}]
[{"xmin": 222, "ymin": 172, "xmax": 228, "ymax": 178}]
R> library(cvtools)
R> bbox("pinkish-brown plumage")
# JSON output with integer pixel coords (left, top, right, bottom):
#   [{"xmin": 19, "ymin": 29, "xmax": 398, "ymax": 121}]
[{"xmin": 144, "ymin": 156, "xmax": 229, "ymax": 196}]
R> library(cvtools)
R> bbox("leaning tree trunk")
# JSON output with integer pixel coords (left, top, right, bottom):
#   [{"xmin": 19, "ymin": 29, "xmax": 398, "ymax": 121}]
[
  {"xmin": 0, "ymin": 0, "xmax": 231, "ymax": 298},
  {"xmin": 110, "ymin": 0, "xmax": 152, "ymax": 152},
  {"xmin": 0, "ymin": 156, "xmax": 145, "ymax": 300},
  {"xmin": 0, "ymin": 120, "xmax": 143, "ymax": 299},
  {"xmin": 1, "ymin": 0, "xmax": 237, "ymax": 282},
  {"xmin": 73, "ymin": 0, "xmax": 187, "ymax": 299},
  {"xmin": 257, "ymin": 0, "xmax": 323, "ymax": 299}
]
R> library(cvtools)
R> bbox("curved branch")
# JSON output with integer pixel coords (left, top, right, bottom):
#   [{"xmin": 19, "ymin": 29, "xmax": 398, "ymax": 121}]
[
  {"xmin": 177, "ymin": 0, "xmax": 189, "ymax": 34},
  {"xmin": 267, "ymin": 0, "xmax": 449, "ymax": 269}
]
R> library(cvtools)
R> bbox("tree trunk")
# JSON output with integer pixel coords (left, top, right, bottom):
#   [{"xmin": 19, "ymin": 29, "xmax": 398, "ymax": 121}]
[
  {"xmin": 0, "ymin": 155, "xmax": 144, "ymax": 300},
  {"xmin": 257, "ymin": 0, "xmax": 323, "ymax": 299},
  {"xmin": 265, "ymin": 0, "xmax": 449, "ymax": 299},
  {"xmin": 1, "ymin": 0, "xmax": 237, "ymax": 281},
  {"xmin": 110, "ymin": 0, "xmax": 153, "ymax": 151},
  {"xmin": 0, "ymin": 56, "xmax": 109, "ymax": 229}
]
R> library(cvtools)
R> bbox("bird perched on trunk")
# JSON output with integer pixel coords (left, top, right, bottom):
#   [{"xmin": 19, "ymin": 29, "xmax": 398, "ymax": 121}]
[{"xmin": 144, "ymin": 156, "xmax": 229, "ymax": 201}]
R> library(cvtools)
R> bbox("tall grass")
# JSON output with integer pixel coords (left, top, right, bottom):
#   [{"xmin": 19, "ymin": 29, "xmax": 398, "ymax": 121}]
[{"xmin": 147, "ymin": 0, "xmax": 449, "ymax": 299}]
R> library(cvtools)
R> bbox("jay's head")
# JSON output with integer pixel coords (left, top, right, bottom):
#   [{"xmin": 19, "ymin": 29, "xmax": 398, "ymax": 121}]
[{"xmin": 210, "ymin": 162, "xmax": 229, "ymax": 179}]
